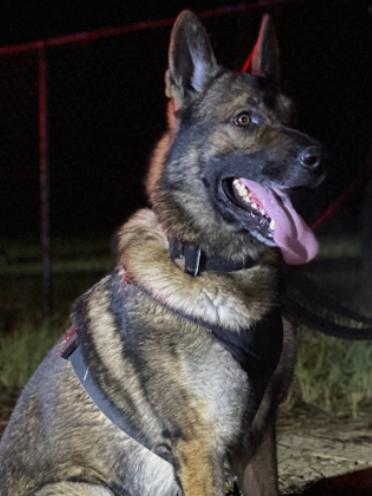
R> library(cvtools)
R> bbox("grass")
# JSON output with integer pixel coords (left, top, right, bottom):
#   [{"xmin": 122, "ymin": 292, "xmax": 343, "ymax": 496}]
[
  {"xmin": 286, "ymin": 330, "xmax": 372, "ymax": 417},
  {"xmin": 0, "ymin": 236, "xmax": 114, "ymax": 404},
  {"xmin": 0, "ymin": 321, "xmax": 61, "ymax": 392},
  {"xmin": 1, "ymin": 233, "xmax": 372, "ymax": 418},
  {"xmin": 0, "ymin": 236, "xmax": 114, "ymax": 326}
]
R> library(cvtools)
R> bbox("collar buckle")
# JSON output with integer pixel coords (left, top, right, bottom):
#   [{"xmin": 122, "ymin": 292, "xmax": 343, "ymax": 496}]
[
  {"xmin": 184, "ymin": 244, "xmax": 203, "ymax": 277},
  {"xmin": 169, "ymin": 238, "xmax": 204, "ymax": 277}
]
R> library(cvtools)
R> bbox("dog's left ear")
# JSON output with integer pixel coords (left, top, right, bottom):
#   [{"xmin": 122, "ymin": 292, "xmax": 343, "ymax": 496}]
[
  {"xmin": 166, "ymin": 10, "xmax": 218, "ymax": 108},
  {"xmin": 250, "ymin": 14, "xmax": 280, "ymax": 84}
]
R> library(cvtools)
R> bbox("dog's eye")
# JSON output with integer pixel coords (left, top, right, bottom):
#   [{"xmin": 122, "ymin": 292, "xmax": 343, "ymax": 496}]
[{"xmin": 234, "ymin": 112, "xmax": 252, "ymax": 127}]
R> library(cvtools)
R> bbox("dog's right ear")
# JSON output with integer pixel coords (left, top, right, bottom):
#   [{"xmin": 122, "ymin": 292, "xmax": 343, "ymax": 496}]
[
  {"xmin": 250, "ymin": 14, "xmax": 280, "ymax": 84},
  {"xmin": 166, "ymin": 10, "xmax": 218, "ymax": 109}
]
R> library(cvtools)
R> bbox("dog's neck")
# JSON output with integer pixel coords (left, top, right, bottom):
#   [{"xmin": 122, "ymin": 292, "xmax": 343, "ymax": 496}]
[{"xmin": 117, "ymin": 208, "xmax": 278, "ymax": 332}]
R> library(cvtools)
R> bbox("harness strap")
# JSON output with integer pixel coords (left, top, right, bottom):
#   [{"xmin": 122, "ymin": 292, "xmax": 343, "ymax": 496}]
[{"xmin": 61, "ymin": 329, "xmax": 172, "ymax": 465}]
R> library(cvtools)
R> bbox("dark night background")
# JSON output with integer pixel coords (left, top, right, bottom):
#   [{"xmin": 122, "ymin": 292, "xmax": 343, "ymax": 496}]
[{"xmin": 0, "ymin": 0, "xmax": 371, "ymax": 238}]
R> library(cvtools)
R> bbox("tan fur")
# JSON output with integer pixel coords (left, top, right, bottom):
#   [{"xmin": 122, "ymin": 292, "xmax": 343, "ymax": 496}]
[
  {"xmin": 173, "ymin": 397, "xmax": 223, "ymax": 496},
  {"xmin": 176, "ymin": 437, "xmax": 216, "ymax": 496},
  {"xmin": 146, "ymin": 131, "xmax": 173, "ymax": 198}
]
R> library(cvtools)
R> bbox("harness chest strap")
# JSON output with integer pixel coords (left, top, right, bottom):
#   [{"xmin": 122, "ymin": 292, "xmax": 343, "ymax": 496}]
[{"xmin": 61, "ymin": 327, "xmax": 172, "ymax": 465}]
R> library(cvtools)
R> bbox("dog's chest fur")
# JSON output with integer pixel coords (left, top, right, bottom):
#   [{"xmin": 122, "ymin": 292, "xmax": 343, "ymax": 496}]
[{"xmin": 77, "ymin": 266, "xmax": 251, "ymax": 443}]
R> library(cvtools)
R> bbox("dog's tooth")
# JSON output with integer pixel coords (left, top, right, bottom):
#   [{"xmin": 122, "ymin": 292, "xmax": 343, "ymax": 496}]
[
  {"xmin": 233, "ymin": 180, "xmax": 246, "ymax": 199},
  {"xmin": 269, "ymin": 219, "xmax": 276, "ymax": 230},
  {"xmin": 260, "ymin": 208, "xmax": 265, "ymax": 215},
  {"xmin": 234, "ymin": 178, "xmax": 255, "ymax": 205}
]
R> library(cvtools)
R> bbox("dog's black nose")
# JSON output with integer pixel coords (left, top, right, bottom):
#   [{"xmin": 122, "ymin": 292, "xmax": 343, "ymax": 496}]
[{"xmin": 299, "ymin": 146, "xmax": 322, "ymax": 170}]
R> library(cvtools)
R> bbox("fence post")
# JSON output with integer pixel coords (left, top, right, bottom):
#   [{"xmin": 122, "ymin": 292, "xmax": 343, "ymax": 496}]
[{"xmin": 38, "ymin": 41, "xmax": 51, "ymax": 320}]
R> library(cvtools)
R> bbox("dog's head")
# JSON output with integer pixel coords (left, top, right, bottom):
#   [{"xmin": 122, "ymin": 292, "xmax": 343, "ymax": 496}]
[{"xmin": 147, "ymin": 11, "xmax": 326, "ymax": 265}]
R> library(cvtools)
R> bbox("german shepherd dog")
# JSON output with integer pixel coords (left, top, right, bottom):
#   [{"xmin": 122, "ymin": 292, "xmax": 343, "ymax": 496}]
[{"xmin": 0, "ymin": 11, "xmax": 325, "ymax": 496}]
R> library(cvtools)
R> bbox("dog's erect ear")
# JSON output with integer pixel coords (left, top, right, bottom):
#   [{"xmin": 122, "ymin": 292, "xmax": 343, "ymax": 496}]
[
  {"xmin": 250, "ymin": 14, "xmax": 280, "ymax": 84},
  {"xmin": 166, "ymin": 10, "xmax": 218, "ymax": 108}
]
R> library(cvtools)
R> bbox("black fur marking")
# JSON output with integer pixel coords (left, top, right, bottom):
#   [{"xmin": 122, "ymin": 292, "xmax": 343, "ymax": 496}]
[
  {"xmin": 162, "ymin": 120, "xmax": 216, "ymax": 187},
  {"xmin": 107, "ymin": 274, "xmax": 130, "ymax": 332},
  {"xmin": 70, "ymin": 278, "xmax": 161, "ymax": 457}
]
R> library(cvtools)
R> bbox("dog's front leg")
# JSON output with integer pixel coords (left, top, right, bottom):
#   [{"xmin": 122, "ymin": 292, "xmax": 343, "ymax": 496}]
[
  {"xmin": 174, "ymin": 437, "xmax": 225, "ymax": 496},
  {"xmin": 234, "ymin": 420, "xmax": 279, "ymax": 496}
]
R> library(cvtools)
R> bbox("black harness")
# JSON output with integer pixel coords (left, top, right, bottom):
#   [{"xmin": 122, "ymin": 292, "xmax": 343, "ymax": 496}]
[
  {"xmin": 61, "ymin": 330, "xmax": 169, "ymax": 461},
  {"xmin": 61, "ymin": 239, "xmax": 283, "ymax": 465}
]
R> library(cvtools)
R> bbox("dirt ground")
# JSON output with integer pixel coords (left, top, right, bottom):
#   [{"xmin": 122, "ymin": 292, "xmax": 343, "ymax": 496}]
[
  {"xmin": 277, "ymin": 409, "xmax": 372, "ymax": 494},
  {"xmin": 221, "ymin": 408, "xmax": 372, "ymax": 495}
]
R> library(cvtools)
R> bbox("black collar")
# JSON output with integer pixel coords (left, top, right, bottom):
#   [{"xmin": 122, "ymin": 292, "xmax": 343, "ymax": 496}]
[{"xmin": 168, "ymin": 237, "xmax": 256, "ymax": 276}]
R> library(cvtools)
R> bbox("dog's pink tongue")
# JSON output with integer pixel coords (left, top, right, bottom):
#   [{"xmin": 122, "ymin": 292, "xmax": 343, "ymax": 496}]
[{"xmin": 240, "ymin": 179, "xmax": 318, "ymax": 265}]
